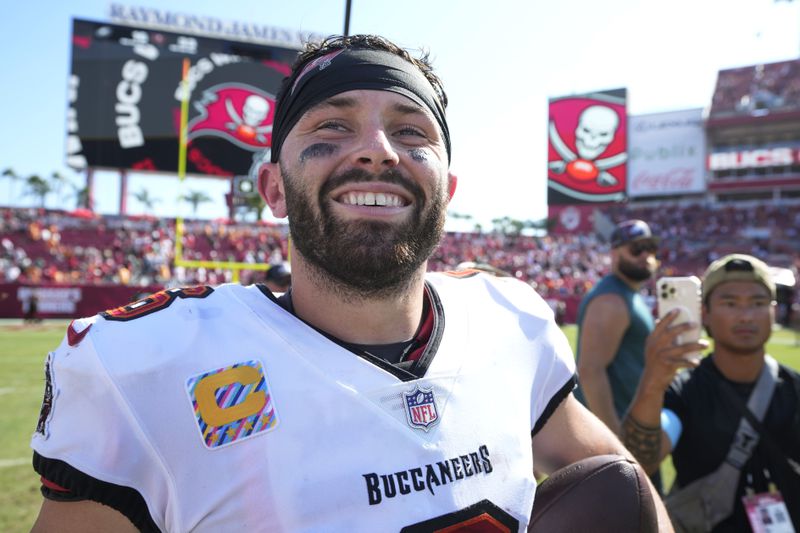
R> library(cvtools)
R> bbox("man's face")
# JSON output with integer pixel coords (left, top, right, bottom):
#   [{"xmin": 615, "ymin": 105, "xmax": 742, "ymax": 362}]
[
  {"xmin": 271, "ymin": 90, "xmax": 452, "ymax": 296},
  {"xmin": 704, "ymin": 280, "xmax": 774, "ymax": 356},
  {"xmin": 615, "ymin": 239, "xmax": 658, "ymax": 282}
]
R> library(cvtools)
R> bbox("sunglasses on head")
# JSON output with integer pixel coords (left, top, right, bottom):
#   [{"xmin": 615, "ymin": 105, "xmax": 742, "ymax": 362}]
[{"xmin": 628, "ymin": 241, "xmax": 658, "ymax": 257}]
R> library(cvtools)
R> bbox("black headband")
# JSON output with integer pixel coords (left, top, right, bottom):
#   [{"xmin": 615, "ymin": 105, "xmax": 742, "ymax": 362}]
[{"xmin": 270, "ymin": 48, "xmax": 451, "ymax": 164}]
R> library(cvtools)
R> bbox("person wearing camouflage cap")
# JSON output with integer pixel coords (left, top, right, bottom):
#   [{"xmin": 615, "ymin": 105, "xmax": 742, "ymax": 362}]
[
  {"xmin": 702, "ymin": 253, "xmax": 776, "ymax": 304},
  {"xmin": 623, "ymin": 253, "xmax": 800, "ymax": 530}
]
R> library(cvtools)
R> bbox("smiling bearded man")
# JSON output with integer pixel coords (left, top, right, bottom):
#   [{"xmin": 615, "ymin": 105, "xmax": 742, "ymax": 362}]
[
  {"xmin": 282, "ymin": 164, "xmax": 449, "ymax": 297},
  {"xmin": 29, "ymin": 34, "xmax": 671, "ymax": 533}
]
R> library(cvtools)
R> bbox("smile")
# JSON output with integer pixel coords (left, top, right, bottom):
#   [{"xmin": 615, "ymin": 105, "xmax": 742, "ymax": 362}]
[{"xmin": 339, "ymin": 191, "xmax": 408, "ymax": 207}]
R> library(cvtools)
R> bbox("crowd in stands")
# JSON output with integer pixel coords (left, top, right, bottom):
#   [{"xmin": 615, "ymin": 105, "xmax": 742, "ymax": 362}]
[
  {"xmin": 710, "ymin": 59, "xmax": 800, "ymax": 117},
  {"xmin": 606, "ymin": 201, "xmax": 800, "ymax": 275},
  {"xmin": 0, "ymin": 208, "xmax": 288, "ymax": 287},
  {"xmin": 0, "ymin": 206, "xmax": 613, "ymax": 298},
  {"xmin": 429, "ymin": 231, "xmax": 609, "ymax": 298},
  {"xmin": 2, "ymin": 201, "xmax": 799, "ymax": 301}
]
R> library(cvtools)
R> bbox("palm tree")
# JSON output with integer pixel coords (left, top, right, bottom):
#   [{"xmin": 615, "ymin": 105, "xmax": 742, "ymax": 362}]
[
  {"xmin": 180, "ymin": 190, "xmax": 212, "ymax": 216},
  {"xmin": 491, "ymin": 216, "xmax": 525, "ymax": 235},
  {"xmin": 50, "ymin": 172, "xmax": 72, "ymax": 202},
  {"xmin": 2, "ymin": 168, "xmax": 19, "ymax": 204},
  {"xmin": 447, "ymin": 210, "xmax": 474, "ymax": 221},
  {"xmin": 73, "ymin": 185, "xmax": 92, "ymax": 210},
  {"xmin": 24, "ymin": 174, "xmax": 52, "ymax": 207},
  {"xmin": 132, "ymin": 188, "xmax": 161, "ymax": 214},
  {"xmin": 241, "ymin": 193, "xmax": 267, "ymax": 221}
]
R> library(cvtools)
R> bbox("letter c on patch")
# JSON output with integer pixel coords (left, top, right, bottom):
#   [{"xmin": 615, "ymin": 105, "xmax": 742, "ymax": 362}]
[{"xmin": 195, "ymin": 366, "xmax": 266, "ymax": 426}]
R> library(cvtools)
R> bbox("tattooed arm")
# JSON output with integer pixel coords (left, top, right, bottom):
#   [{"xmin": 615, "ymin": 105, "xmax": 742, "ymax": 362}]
[
  {"xmin": 621, "ymin": 310, "xmax": 708, "ymax": 475},
  {"xmin": 621, "ymin": 394, "xmax": 672, "ymax": 475}
]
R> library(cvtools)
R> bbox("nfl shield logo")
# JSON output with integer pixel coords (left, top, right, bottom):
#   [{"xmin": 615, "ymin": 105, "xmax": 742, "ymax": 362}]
[{"xmin": 403, "ymin": 385, "xmax": 440, "ymax": 431}]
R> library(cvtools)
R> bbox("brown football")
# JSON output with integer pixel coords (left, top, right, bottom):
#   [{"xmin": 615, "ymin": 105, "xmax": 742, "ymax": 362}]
[{"xmin": 529, "ymin": 454, "xmax": 658, "ymax": 532}]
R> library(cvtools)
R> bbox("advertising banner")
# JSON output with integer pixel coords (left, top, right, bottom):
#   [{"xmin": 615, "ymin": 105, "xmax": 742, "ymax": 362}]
[
  {"xmin": 628, "ymin": 108, "xmax": 706, "ymax": 197},
  {"xmin": 547, "ymin": 204, "xmax": 597, "ymax": 235},
  {"xmin": 547, "ymin": 89, "xmax": 627, "ymax": 205},
  {"xmin": 67, "ymin": 18, "xmax": 300, "ymax": 176},
  {"xmin": 708, "ymin": 144, "xmax": 800, "ymax": 172},
  {"xmin": 1, "ymin": 284, "xmax": 163, "ymax": 319}
]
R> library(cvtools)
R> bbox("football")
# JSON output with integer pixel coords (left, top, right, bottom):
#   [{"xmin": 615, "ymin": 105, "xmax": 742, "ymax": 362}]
[{"xmin": 529, "ymin": 454, "xmax": 658, "ymax": 532}]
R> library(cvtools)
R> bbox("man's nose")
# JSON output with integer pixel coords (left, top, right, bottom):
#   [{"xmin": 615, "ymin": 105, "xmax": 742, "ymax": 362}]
[
  {"xmin": 736, "ymin": 304, "xmax": 759, "ymax": 320},
  {"xmin": 351, "ymin": 127, "xmax": 400, "ymax": 171}
]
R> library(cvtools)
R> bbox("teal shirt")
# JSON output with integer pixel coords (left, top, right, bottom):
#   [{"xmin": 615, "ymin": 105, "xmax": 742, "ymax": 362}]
[{"xmin": 575, "ymin": 274, "xmax": 655, "ymax": 418}]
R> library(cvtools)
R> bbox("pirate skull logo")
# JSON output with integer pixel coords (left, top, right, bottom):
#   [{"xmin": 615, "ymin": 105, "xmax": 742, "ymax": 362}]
[
  {"xmin": 549, "ymin": 104, "xmax": 626, "ymax": 187},
  {"xmin": 187, "ymin": 84, "xmax": 276, "ymax": 151},
  {"xmin": 226, "ymin": 94, "xmax": 273, "ymax": 144}
]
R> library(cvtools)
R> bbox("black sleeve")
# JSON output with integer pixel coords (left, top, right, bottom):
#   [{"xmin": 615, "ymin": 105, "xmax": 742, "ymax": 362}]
[
  {"xmin": 531, "ymin": 373, "xmax": 578, "ymax": 437},
  {"xmin": 33, "ymin": 451, "xmax": 160, "ymax": 533}
]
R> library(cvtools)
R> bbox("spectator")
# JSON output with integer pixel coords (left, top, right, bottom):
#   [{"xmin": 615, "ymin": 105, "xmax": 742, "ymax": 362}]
[
  {"xmin": 24, "ymin": 292, "xmax": 40, "ymax": 323},
  {"xmin": 263, "ymin": 261, "xmax": 291, "ymax": 293},
  {"xmin": 623, "ymin": 253, "xmax": 800, "ymax": 531},
  {"xmin": 575, "ymin": 219, "xmax": 660, "ymax": 435}
]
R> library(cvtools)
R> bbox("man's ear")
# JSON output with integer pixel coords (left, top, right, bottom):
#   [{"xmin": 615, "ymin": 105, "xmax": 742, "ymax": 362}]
[
  {"xmin": 447, "ymin": 172, "xmax": 458, "ymax": 201},
  {"xmin": 258, "ymin": 162, "xmax": 288, "ymax": 218}
]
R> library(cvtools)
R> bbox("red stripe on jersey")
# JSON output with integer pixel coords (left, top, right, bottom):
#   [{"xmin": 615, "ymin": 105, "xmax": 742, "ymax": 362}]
[
  {"xmin": 67, "ymin": 320, "xmax": 92, "ymax": 346},
  {"xmin": 405, "ymin": 293, "xmax": 434, "ymax": 363},
  {"xmin": 41, "ymin": 476, "xmax": 71, "ymax": 493}
]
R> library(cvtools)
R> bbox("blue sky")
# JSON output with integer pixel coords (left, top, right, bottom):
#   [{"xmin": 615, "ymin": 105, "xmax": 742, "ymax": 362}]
[{"xmin": 1, "ymin": 0, "xmax": 799, "ymax": 227}]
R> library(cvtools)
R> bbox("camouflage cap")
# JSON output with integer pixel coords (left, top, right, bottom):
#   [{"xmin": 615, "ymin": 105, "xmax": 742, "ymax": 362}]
[{"xmin": 702, "ymin": 253, "xmax": 776, "ymax": 302}]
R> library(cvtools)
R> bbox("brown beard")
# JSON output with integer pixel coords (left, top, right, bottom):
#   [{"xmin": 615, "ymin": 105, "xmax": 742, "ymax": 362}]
[
  {"xmin": 282, "ymin": 166, "xmax": 448, "ymax": 298},
  {"xmin": 618, "ymin": 255, "xmax": 654, "ymax": 282}
]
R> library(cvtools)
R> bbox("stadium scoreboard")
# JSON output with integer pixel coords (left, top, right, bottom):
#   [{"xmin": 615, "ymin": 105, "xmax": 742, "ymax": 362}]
[{"xmin": 66, "ymin": 18, "xmax": 301, "ymax": 177}]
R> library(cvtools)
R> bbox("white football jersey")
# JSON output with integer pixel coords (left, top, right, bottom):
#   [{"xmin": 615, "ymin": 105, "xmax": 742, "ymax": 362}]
[{"xmin": 31, "ymin": 272, "xmax": 575, "ymax": 532}]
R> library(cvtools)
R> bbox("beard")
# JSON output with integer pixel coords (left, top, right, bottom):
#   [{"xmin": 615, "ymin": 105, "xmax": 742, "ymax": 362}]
[
  {"xmin": 617, "ymin": 255, "xmax": 654, "ymax": 282},
  {"xmin": 282, "ymin": 165, "xmax": 448, "ymax": 299}
]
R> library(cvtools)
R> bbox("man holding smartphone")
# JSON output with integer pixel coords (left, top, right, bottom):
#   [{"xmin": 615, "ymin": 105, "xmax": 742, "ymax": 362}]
[{"xmin": 623, "ymin": 253, "xmax": 800, "ymax": 531}]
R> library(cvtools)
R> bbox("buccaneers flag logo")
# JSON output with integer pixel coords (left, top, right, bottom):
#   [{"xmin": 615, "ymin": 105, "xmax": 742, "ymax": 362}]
[
  {"xmin": 547, "ymin": 94, "xmax": 627, "ymax": 204},
  {"xmin": 188, "ymin": 84, "xmax": 276, "ymax": 151}
]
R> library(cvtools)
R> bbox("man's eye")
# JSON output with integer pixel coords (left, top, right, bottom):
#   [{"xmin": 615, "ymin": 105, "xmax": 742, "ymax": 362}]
[
  {"xmin": 318, "ymin": 121, "xmax": 347, "ymax": 131},
  {"xmin": 396, "ymin": 126, "xmax": 426, "ymax": 137}
]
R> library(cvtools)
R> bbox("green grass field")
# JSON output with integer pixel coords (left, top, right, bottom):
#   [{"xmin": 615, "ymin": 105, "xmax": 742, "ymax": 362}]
[
  {"xmin": 0, "ymin": 321, "xmax": 798, "ymax": 530},
  {"xmin": 0, "ymin": 321, "xmax": 68, "ymax": 531}
]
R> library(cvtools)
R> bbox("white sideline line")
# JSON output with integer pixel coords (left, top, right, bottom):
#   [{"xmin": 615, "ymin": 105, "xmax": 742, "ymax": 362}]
[
  {"xmin": 770, "ymin": 337, "xmax": 800, "ymax": 346},
  {"xmin": 0, "ymin": 458, "xmax": 29, "ymax": 468}
]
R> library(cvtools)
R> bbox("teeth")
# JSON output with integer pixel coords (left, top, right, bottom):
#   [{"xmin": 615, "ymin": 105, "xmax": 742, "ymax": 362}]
[{"xmin": 341, "ymin": 192, "xmax": 403, "ymax": 206}]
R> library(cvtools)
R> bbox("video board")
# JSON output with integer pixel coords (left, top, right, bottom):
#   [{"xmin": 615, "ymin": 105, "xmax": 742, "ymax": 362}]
[{"xmin": 67, "ymin": 18, "xmax": 300, "ymax": 176}]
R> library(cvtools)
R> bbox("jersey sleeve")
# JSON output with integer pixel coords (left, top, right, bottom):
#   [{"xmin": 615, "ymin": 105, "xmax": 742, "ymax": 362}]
[
  {"xmin": 480, "ymin": 275, "xmax": 578, "ymax": 436},
  {"xmin": 530, "ymin": 316, "xmax": 577, "ymax": 436},
  {"xmin": 30, "ymin": 318, "xmax": 164, "ymax": 531}
]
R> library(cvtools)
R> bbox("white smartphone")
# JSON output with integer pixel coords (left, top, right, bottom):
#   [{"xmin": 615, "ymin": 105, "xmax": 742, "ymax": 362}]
[{"xmin": 656, "ymin": 276, "xmax": 702, "ymax": 359}]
